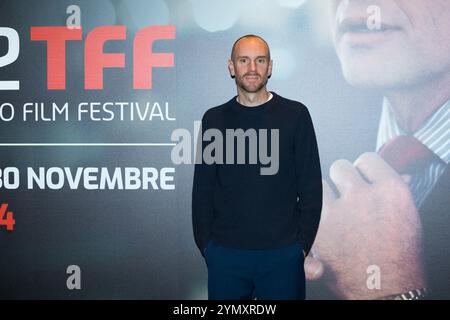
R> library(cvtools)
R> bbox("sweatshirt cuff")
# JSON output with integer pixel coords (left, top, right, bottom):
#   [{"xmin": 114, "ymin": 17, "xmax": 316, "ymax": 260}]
[
  {"xmin": 298, "ymin": 238, "xmax": 311, "ymax": 257},
  {"xmin": 200, "ymin": 239, "xmax": 210, "ymax": 258}
]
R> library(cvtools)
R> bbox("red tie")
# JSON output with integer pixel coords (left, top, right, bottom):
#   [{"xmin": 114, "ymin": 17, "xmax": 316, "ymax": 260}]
[{"xmin": 378, "ymin": 135, "xmax": 443, "ymax": 175}]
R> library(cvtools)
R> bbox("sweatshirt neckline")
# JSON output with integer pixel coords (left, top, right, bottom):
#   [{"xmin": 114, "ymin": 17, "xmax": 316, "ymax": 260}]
[{"xmin": 230, "ymin": 91, "xmax": 277, "ymax": 115}]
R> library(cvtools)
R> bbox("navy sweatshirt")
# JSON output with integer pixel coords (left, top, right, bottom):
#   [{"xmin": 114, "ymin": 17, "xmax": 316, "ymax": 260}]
[{"xmin": 192, "ymin": 92, "xmax": 322, "ymax": 257}]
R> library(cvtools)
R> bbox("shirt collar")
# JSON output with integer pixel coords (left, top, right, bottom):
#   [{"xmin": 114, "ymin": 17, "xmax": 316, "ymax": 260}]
[{"xmin": 376, "ymin": 98, "xmax": 450, "ymax": 164}]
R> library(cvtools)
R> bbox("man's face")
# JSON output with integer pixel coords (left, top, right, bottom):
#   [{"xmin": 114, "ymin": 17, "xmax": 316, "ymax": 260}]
[
  {"xmin": 329, "ymin": 0, "xmax": 450, "ymax": 89},
  {"xmin": 228, "ymin": 38, "xmax": 273, "ymax": 94}
]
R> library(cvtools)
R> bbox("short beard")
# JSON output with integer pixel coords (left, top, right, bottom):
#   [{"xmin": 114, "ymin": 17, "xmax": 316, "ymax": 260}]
[{"xmin": 235, "ymin": 76, "xmax": 268, "ymax": 93}]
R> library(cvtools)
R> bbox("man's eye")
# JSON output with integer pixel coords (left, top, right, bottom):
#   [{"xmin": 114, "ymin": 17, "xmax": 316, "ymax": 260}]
[
  {"xmin": 240, "ymin": 58, "xmax": 247, "ymax": 63},
  {"xmin": 258, "ymin": 59, "xmax": 266, "ymax": 63}
]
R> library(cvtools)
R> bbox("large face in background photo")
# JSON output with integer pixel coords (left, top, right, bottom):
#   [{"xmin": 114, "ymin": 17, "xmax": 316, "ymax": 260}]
[{"xmin": 329, "ymin": 0, "xmax": 450, "ymax": 89}]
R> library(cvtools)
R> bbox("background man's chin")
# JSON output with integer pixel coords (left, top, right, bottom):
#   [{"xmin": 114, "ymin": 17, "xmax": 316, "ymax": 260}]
[{"xmin": 340, "ymin": 63, "xmax": 414, "ymax": 90}]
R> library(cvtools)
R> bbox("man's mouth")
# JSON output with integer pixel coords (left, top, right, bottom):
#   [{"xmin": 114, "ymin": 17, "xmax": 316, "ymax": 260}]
[{"xmin": 244, "ymin": 74, "xmax": 260, "ymax": 80}]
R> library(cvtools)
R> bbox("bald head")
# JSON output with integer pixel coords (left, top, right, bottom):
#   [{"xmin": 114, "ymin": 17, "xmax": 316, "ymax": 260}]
[
  {"xmin": 231, "ymin": 35, "xmax": 271, "ymax": 61},
  {"xmin": 227, "ymin": 34, "xmax": 273, "ymax": 95}
]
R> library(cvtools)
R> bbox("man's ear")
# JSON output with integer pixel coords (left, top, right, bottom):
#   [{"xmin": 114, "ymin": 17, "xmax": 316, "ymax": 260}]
[
  {"xmin": 268, "ymin": 59, "xmax": 273, "ymax": 79},
  {"xmin": 228, "ymin": 59, "xmax": 235, "ymax": 79}
]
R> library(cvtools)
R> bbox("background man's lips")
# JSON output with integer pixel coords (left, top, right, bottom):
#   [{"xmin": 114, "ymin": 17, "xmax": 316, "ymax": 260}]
[
  {"xmin": 337, "ymin": 18, "xmax": 401, "ymax": 35},
  {"xmin": 340, "ymin": 29, "xmax": 401, "ymax": 46},
  {"xmin": 336, "ymin": 18, "xmax": 402, "ymax": 45}
]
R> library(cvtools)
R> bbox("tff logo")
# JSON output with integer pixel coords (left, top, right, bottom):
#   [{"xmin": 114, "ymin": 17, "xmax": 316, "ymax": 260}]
[{"xmin": 0, "ymin": 25, "xmax": 175, "ymax": 91}]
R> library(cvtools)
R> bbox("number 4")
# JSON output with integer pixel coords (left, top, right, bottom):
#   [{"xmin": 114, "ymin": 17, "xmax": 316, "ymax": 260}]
[{"xmin": 0, "ymin": 203, "xmax": 15, "ymax": 231}]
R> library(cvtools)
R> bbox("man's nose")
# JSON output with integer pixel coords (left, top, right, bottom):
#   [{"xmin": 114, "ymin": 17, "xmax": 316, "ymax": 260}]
[{"xmin": 249, "ymin": 60, "xmax": 257, "ymax": 71}]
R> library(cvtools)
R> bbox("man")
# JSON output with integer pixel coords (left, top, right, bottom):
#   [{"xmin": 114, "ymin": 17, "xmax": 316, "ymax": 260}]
[
  {"xmin": 192, "ymin": 35, "xmax": 323, "ymax": 300},
  {"xmin": 305, "ymin": 0, "xmax": 450, "ymax": 299}
]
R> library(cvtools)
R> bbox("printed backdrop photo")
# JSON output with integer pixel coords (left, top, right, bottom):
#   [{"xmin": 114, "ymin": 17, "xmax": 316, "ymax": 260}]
[{"xmin": 0, "ymin": 0, "xmax": 449, "ymax": 299}]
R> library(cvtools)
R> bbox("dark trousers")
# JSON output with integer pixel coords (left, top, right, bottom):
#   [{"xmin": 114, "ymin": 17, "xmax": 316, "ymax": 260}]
[{"xmin": 205, "ymin": 241, "xmax": 305, "ymax": 300}]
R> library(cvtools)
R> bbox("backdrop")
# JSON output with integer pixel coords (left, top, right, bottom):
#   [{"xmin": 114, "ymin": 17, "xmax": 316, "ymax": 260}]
[{"xmin": 0, "ymin": 0, "xmax": 448, "ymax": 299}]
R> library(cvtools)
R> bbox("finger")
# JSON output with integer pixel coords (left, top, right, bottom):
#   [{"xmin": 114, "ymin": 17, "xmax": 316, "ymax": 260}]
[
  {"xmin": 322, "ymin": 179, "xmax": 337, "ymax": 207},
  {"xmin": 401, "ymin": 174, "xmax": 412, "ymax": 184},
  {"xmin": 329, "ymin": 159, "xmax": 367, "ymax": 196},
  {"xmin": 305, "ymin": 256, "xmax": 325, "ymax": 280},
  {"xmin": 321, "ymin": 180, "xmax": 336, "ymax": 220},
  {"xmin": 354, "ymin": 152, "xmax": 400, "ymax": 183}
]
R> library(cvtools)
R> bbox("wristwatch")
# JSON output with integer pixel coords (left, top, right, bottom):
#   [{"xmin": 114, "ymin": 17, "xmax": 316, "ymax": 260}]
[{"xmin": 380, "ymin": 288, "xmax": 427, "ymax": 300}]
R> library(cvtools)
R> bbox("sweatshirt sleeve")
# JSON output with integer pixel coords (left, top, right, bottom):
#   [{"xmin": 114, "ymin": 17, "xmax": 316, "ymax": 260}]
[
  {"xmin": 192, "ymin": 112, "xmax": 217, "ymax": 257},
  {"xmin": 295, "ymin": 106, "xmax": 323, "ymax": 256}
]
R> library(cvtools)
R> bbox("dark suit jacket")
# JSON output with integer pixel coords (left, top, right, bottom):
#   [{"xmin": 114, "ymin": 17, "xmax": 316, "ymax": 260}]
[{"xmin": 421, "ymin": 163, "xmax": 450, "ymax": 299}]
